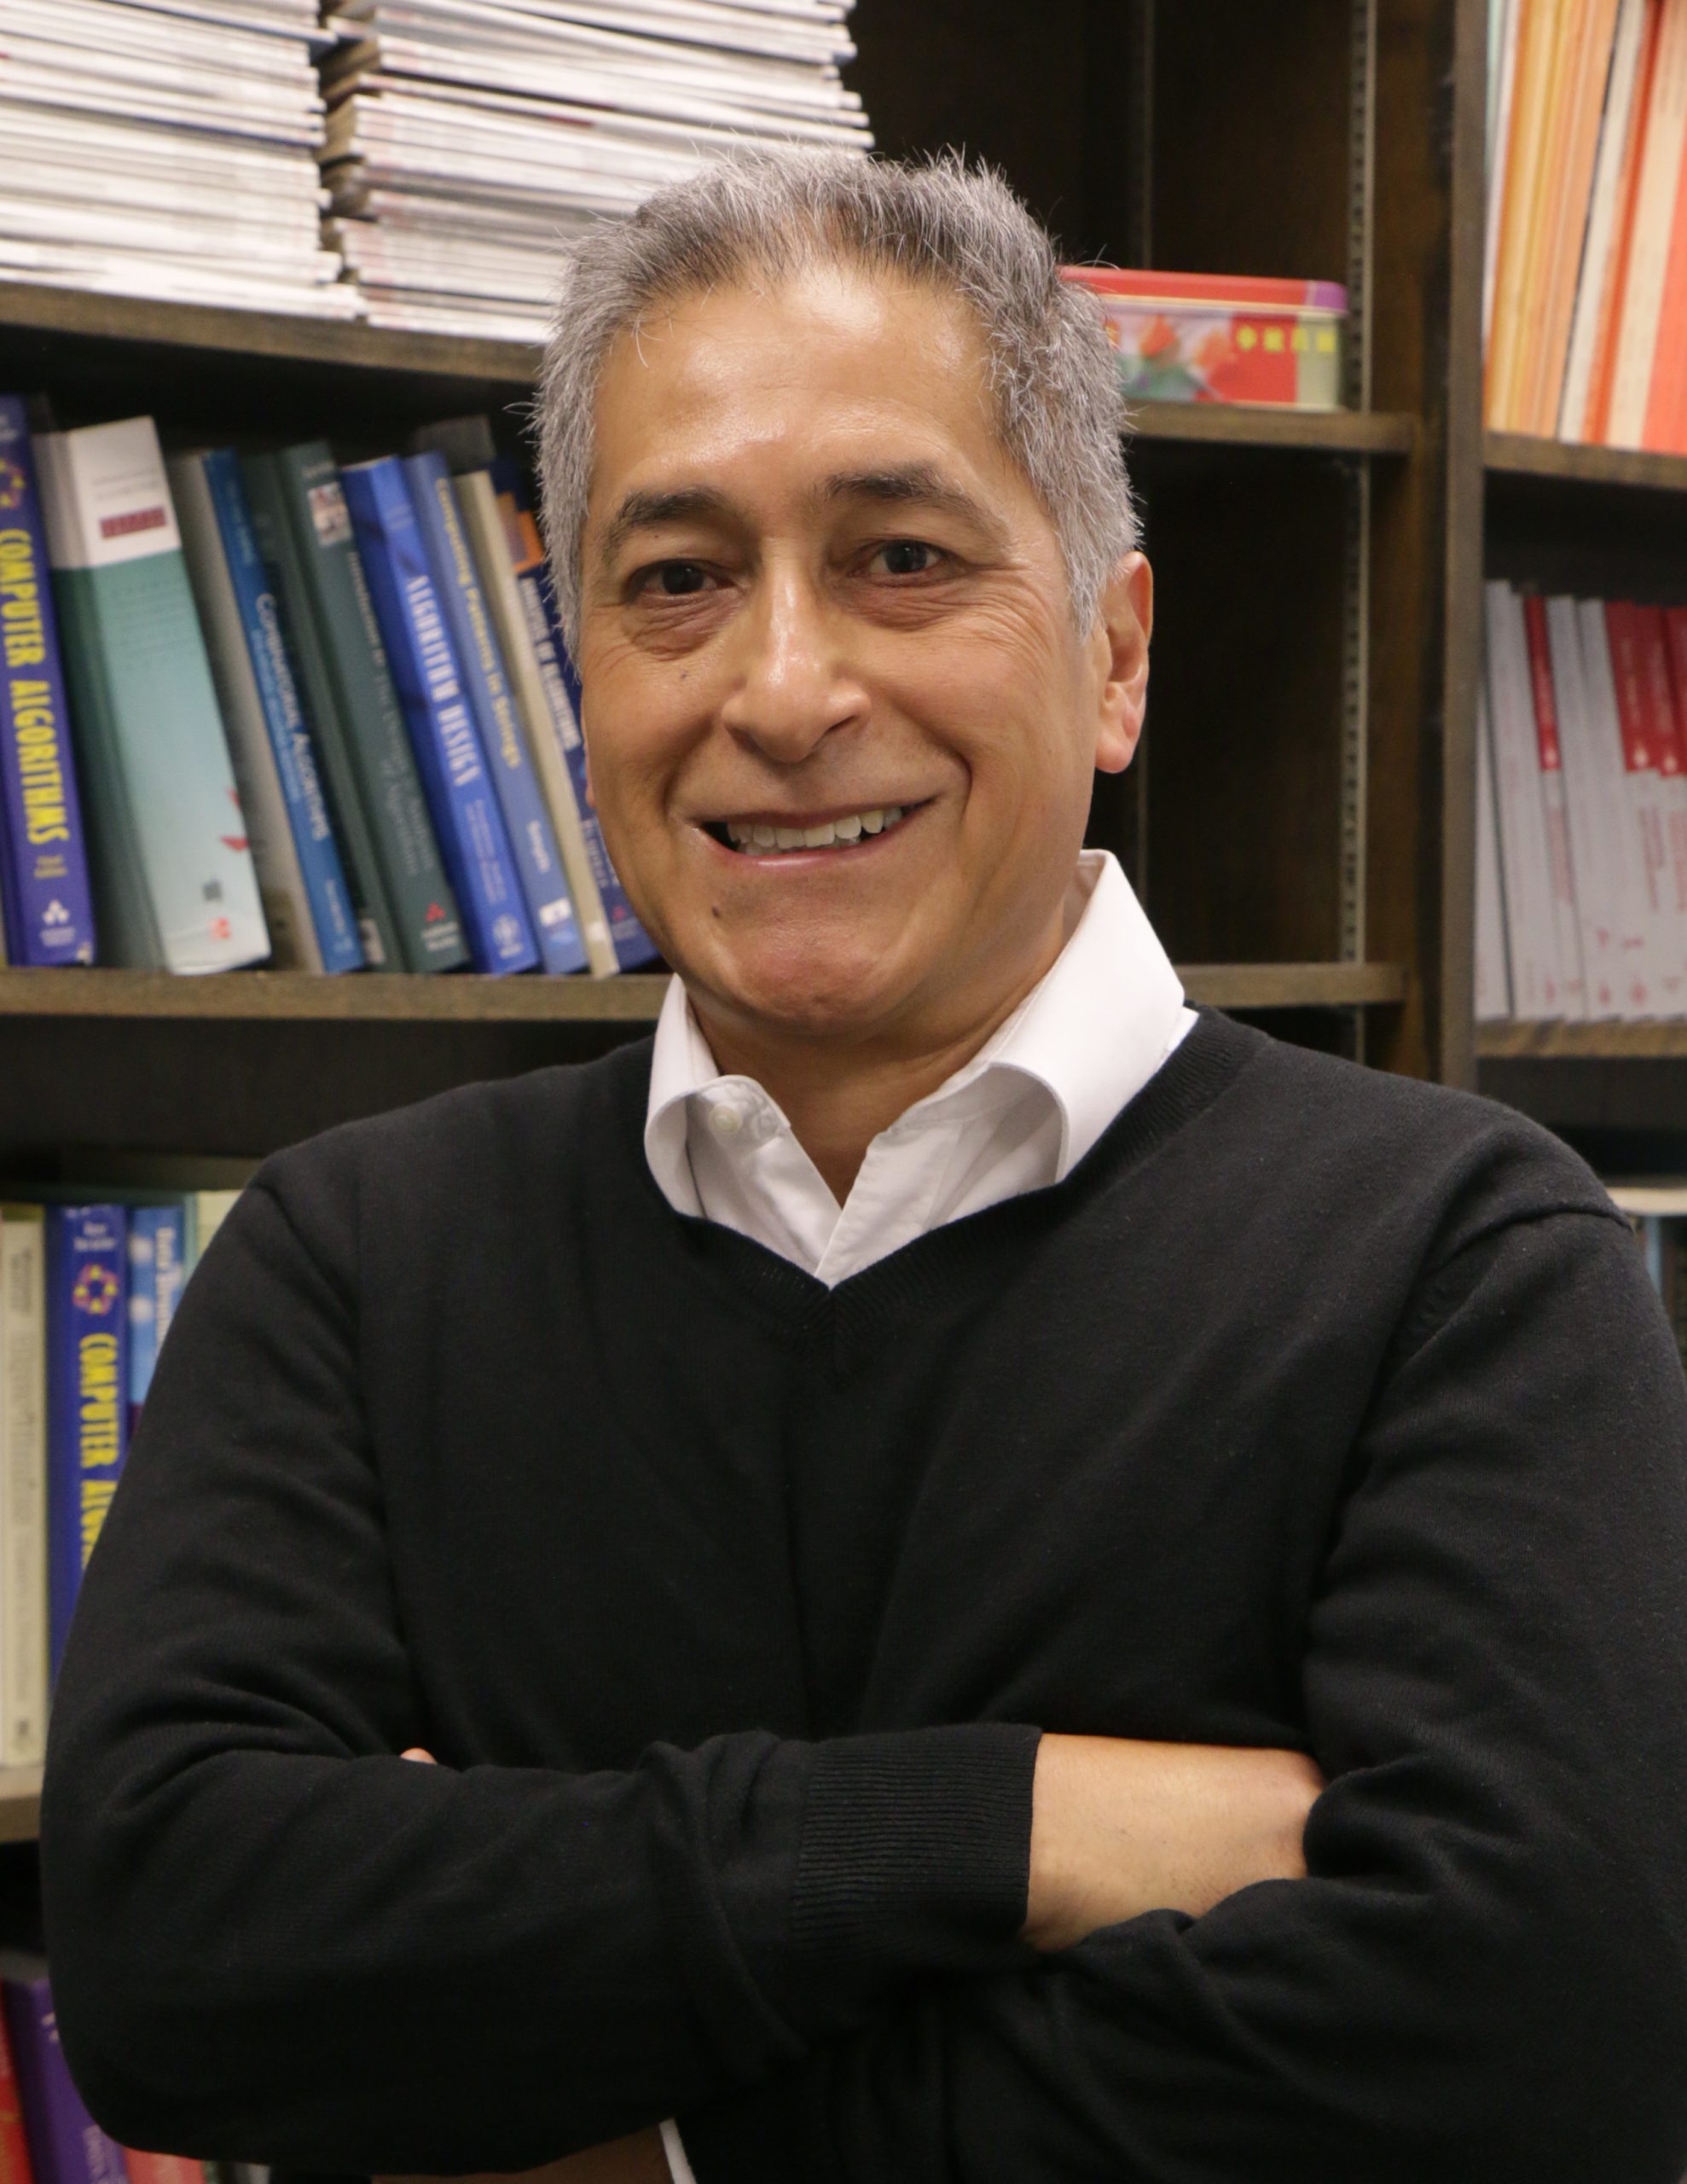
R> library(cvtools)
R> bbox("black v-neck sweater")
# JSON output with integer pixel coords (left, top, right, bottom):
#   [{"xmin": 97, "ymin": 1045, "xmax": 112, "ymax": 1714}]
[{"xmin": 39, "ymin": 1012, "xmax": 1687, "ymax": 2183}]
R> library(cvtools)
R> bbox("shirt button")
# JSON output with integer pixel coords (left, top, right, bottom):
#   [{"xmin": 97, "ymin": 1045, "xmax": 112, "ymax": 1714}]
[{"xmin": 710, "ymin": 1103, "xmax": 745, "ymax": 1138}]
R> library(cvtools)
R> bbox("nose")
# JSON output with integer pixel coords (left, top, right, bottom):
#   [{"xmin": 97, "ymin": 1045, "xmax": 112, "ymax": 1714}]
[{"xmin": 717, "ymin": 565, "xmax": 865, "ymax": 764}]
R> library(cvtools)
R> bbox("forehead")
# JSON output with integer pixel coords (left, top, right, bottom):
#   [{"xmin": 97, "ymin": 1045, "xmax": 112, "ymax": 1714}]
[{"xmin": 586, "ymin": 262, "xmax": 1014, "ymax": 514}]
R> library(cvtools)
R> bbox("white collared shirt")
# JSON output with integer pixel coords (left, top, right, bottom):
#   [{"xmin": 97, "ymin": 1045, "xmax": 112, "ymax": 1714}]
[{"xmin": 642, "ymin": 849, "xmax": 1197, "ymax": 1287}]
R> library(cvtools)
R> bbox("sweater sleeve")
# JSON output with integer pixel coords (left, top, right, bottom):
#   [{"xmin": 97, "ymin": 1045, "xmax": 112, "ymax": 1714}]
[
  {"xmin": 39, "ymin": 1163, "xmax": 1040, "ymax": 2175},
  {"xmin": 672, "ymin": 1207, "xmax": 1687, "ymax": 2184}
]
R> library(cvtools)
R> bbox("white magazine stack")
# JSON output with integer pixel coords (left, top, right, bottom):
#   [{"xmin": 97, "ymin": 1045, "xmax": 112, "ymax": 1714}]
[
  {"xmin": 318, "ymin": 0, "xmax": 872, "ymax": 340},
  {"xmin": 0, "ymin": 0, "xmax": 351, "ymax": 319}
]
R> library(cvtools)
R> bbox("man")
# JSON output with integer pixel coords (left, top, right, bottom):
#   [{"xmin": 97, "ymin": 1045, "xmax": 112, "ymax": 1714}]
[{"xmin": 40, "ymin": 154, "xmax": 1687, "ymax": 2184}]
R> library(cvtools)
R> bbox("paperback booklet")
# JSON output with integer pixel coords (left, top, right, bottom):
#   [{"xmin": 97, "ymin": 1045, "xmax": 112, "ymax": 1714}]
[
  {"xmin": 341, "ymin": 455, "xmax": 536, "ymax": 973},
  {"xmin": 33, "ymin": 416, "xmax": 269, "ymax": 974},
  {"xmin": 0, "ymin": 396, "xmax": 96, "ymax": 965},
  {"xmin": 0, "ymin": 1206, "xmax": 46, "ymax": 1769}
]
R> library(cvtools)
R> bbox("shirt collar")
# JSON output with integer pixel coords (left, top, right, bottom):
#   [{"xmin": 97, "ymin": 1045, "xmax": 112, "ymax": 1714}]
[{"xmin": 643, "ymin": 849, "xmax": 1187, "ymax": 1206}]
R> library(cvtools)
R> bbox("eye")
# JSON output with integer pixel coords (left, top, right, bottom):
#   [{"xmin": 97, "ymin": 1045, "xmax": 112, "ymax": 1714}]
[
  {"xmin": 634, "ymin": 561, "xmax": 718, "ymax": 599},
  {"xmin": 867, "ymin": 538, "xmax": 946, "ymax": 578}
]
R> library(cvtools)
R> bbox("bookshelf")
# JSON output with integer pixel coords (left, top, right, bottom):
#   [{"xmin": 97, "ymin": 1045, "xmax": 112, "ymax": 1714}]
[{"xmin": 0, "ymin": 0, "xmax": 1506, "ymax": 1838}]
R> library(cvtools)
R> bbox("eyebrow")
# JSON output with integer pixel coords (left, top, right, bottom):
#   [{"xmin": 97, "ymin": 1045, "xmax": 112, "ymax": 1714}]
[{"xmin": 595, "ymin": 462, "xmax": 1007, "ymax": 570}]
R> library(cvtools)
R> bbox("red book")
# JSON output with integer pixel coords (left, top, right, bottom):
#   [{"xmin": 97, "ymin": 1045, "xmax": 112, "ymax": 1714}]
[{"xmin": 0, "ymin": 2005, "xmax": 35, "ymax": 2184}]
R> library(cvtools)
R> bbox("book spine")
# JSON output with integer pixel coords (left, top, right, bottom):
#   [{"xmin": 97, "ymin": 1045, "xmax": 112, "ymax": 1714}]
[
  {"xmin": 238, "ymin": 452, "xmax": 399, "ymax": 971},
  {"xmin": 1475, "ymin": 688, "xmax": 1514, "ymax": 1019},
  {"xmin": 44, "ymin": 1205, "xmax": 126, "ymax": 1680},
  {"xmin": 1609, "ymin": 0, "xmax": 1687, "ymax": 444},
  {"xmin": 1, "ymin": 1978, "xmax": 126, "ymax": 2184},
  {"xmin": 120, "ymin": 2158, "xmax": 204, "ymax": 2184},
  {"xmin": 1483, "ymin": 581, "xmax": 1564, "ymax": 1017},
  {"xmin": 1603, "ymin": 600, "xmax": 1684, "ymax": 1004},
  {"xmin": 402, "ymin": 453, "xmax": 585, "ymax": 974},
  {"xmin": 1632, "ymin": 603, "xmax": 1687, "ymax": 973},
  {"xmin": 0, "ymin": 1986, "xmax": 36, "ymax": 2184},
  {"xmin": 517, "ymin": 569, "xmax": 658, "ymax": 971},
  {"xmin": 168, "ymin": 452, "xmax": 320, "ymax": 973},
  {"xmin": 0, "ymin": 398, "xmax": 96, "ymax": 965},
  {"xmin": 125, "ymin": 1202, "xmax": 183, "ymax": 1440},
  {"xmin": 34, "ymin": 418, "xmax": 269, "ymax": 974},
  {"xmin": 340, "ymin": 459, "xmax": 536, "ymax": 974},
  {"xmin": 0, "ymin": 1209, "xmax": 46, "ymax": 1771},
  {"xmin": 455, "ymin": 470, "xmax": 617, "ymax": 977},
  {"xmin": 1561, "ymin": 0, "xmax": 1650, "ymax": 434},
  {"xmin": 1522, "ymin": 592, "xmax": 1590, "ymax": 1019},
  {"xmin": 273, "ymin": 444, "xmax": 467, "ymax": 973},
  {"xmin": 200, "ymin": 451, "xmax": 362, "ymax": 973}
]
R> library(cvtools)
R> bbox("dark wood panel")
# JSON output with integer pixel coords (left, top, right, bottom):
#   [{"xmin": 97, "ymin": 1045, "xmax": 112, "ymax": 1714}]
[
  {"xmin": 1479, "ymin": 1020, "xmax": 1687, "ymax": 1060},
  {"xmin": 1130, "ymin": 444, "xmax": 1348, "ymax": 963},
  {"xmin": 1487, "ymin": 431, "xmax": 1687, "ymax": 490}
]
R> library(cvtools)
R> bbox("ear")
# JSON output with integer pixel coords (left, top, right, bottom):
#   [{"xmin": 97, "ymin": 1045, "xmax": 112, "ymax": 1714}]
[{"xmin": 1090, "ymin": 552, "xmax": 1153, "ymax": 776}]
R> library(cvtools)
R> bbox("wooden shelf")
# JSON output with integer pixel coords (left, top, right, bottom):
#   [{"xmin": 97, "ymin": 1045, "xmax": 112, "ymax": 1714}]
[
  {"xmin": 0, "ymin": 282, "xmax": 1417, "ymax": 456},
  {"xmin": 1478, "ymin": 1019, "xmax": 1687, "ymax": 1060},
  {"xmin": 0, "ymin": 961, "xmax": 1406, "ymax": 1023},
  {"xmin": 1128, "ymin": 405, "xmax": 1417, "ymax": 456},
  {"xmin": 1485, "ymin": 431, "xmax": 1687, "ymax": 495},
  {"xmin": 0, "ymin": 1769, "xmax": 41, "ymax": 1845}
]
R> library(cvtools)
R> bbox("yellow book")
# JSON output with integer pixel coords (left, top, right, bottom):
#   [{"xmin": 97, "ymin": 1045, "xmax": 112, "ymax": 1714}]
[
  {"xmin": 1488, "ymin": 0, "xmax": 1566, "ymax": 425},
  {"xmin": 1528, "ymin": 0, "xmax": 1624, "ymax": 430}
]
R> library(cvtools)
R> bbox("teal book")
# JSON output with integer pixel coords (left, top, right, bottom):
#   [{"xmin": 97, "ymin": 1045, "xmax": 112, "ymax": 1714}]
[{"xmin": 34, "ymin": 417, "xmax": 269, "ymax": 973}]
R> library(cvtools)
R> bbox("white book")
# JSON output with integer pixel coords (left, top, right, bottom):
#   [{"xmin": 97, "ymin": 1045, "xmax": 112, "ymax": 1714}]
[
  {"xmin": 1523, "ymin": 596, "xmax": 1589, "ymax": 1019},
  {"xmin": 341, "ymin": 0, "xmax": 853, "ymax": 64},
  {"xmin": 1560, "ymin": 0, "xmax": 1649, "ymax": 437},
  {"xmin": 1484, "ymin": 582, "xmax": 1566, "ymax": 1018},
  {"xmin": 1475, "ymin": 684, "xmax": 1512, "ymax": 1019},
  {"xmin": 1484, "ymin": 0, "xmax": 1520, "ymax": 352},
  {"xmin": 0, "ymin": 102, "xmax": 328, "ymax": 192},
  {"xmin": 1581, "ymin": 597, "xmax": 1684, "ymax": 1009},
  {"xmin": 169, "ymin": 453, "xmax": 323, "ymax": 973},
  {"xmin": 0, "ymin": 1207, "xmax": 48, "ymax": 1770},
  {"xmin": 1547, "ymin": 594, "xmax": 1648, "ymax": 1016},
  {"xmin": 0, "ymin": 196, "xmax": 330, "ymax": 270},
  {"xmin": 1610, "ymin": 0, "xmax": 1687, "ymax": 444},
  {"xmin": 0, "ymin": 0, "xmax": 320, "ymax": 81},
  {"xmin": 455, "ymin": 469, "xmax": 617, "ymax": 976},
  {"xmin": 0, "ymin": 68, "xmax": 322, "ymax": 148},
  {"xmin": 0, "ymin": 246, "xmax": 362, "ymax": 317}
]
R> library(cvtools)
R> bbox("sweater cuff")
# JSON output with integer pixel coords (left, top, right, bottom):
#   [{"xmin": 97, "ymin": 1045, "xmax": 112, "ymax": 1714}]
[{"xmin": 791, "ymin": 1721, "xmax": 1041, "ymax": 1979}]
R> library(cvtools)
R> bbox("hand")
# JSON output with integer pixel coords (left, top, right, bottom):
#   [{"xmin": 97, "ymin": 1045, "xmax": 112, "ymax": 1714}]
[
  {"xmin": 376, "ymin": 2130, "xmax": 670, "ymax": 2184},
  {"xmin": 1023, "ymin": 1733, "xmax": 1324, "ymax": 1950}
]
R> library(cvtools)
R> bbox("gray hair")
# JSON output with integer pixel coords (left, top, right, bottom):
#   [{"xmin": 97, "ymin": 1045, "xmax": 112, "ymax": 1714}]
[{"xmin": 535, "ymin": 149, "xmax": 1139, "ymax": 647}]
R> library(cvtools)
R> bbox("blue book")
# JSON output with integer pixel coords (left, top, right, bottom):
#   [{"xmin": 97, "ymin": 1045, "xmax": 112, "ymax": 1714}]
[
  {"xmin": 126, "ymin": 1201, "xmax": 185, "ymax": 1440},
  {"xmin": 0, "ymin": 397, "xmax": 96, "ymax": 966},
  {"xmin": 201, "ymin": 449, "xmax": 363, "ymax": 973},
  {"xmin": 45, "ymin": 1205, "xmax": 127, "ymax": 1678},
  {"xmin": 492, "ymin": 462, "xmax": 658, "ymax": 972},
  {"xmin": 341, "ymin": 458, "xmax": 537, "ymax": 975},
  {"xmin": 403, "ymin": 452, "xmax": 585, "ymax": 975}
]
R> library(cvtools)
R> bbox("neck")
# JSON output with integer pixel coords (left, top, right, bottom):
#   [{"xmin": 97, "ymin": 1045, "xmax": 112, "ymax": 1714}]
[{"xmin": 689, "ymin": 892, "xmax": 1081, "ymax": 1203}]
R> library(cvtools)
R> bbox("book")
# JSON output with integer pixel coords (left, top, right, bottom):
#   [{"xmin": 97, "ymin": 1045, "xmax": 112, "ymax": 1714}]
[
  {"xmin": 0, "ymin": 1993, "xmax": 36, "ymax": 2184},
  {"xmin": 0, "ymin": 1965, "xmax": 126, "ymax": 2184},
  {"xmin": 452, "ymin": 465, "xmax": 616, "ymax": 976},
  {"xmin": 1476, "ymin": 688, "xmax": 1513, "ymax": 1019},
  {"xmin": 1523, "ymin": 592, "xmax": 1589, "ymax": 1017},
  {"xmin": 270, "ymin": 443, "xmax": 467, "ymax": 973},
  {"xmin": 32, "ymin": 417, "xmax": 269, "ymax": 974},
  {"xmin": 1483, "ymin": 581, "xmax": 1564, "ymax": 1017},
  {"xmin": 126, "ymin": 1202, "xmax": 185, "ymax": 1440},
  {"xmin": 120, "ymin": 2159, "xmax": 204, "ymax": 2184},
  {"xmin": 1604, "ymin": 601, "xmax": 1687, "ymax": 1003},
  {"xmin": 0, "ymin": 1207, "xmax": 46, "ymax": 1770},
  {"xmin": 44, "ymin": 1205, "xmax": 126, "ymax": 1678},
  {"xmin": 0, "ymin": 397, "xmax": 96, "ymax": 966},
  {"xmin": 340, "ymin": 456, "xmax": 537, "ymax": 973},
  {"xmin": 496, "ymin": 464, "xmax": 659, "ymax": 971},
  {"xmin": 402, "ymin": 450, "xmax": 586, "ymax": 973},
  {"xmin": 1561, "ymin": 0, "xmax": 1652, "ymax": 434},
  {"xmin": 170, "ymin": 450, "xmax": 362, "ymax": 974},
  {"xmin": 239, "ymin": 451, "xmax": 396, "ymax": 969},
  {"xmin": 1609, "ymin": 0, "xmax": 1687, "ymax": 444}
]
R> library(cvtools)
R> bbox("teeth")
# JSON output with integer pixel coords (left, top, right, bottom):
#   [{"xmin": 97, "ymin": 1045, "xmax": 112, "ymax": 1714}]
[{"xmin": 716, "ymin": 805, "xmax": 914, "ymax": 853}]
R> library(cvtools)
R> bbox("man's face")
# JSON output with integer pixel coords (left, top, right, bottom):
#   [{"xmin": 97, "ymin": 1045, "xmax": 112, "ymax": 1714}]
[{"xmin": 577, "ymin": 260, "xmax": 1147, "ymax": 1052}]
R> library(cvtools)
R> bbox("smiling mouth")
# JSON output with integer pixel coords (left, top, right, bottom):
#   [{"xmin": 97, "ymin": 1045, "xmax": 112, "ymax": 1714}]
[{"xmin": 702, "ymin": 804, "xmax": 919, "ymax": 855}]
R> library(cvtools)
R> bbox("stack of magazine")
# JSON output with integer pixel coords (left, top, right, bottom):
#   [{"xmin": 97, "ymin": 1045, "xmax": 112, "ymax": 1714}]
[
  {"xmin": 0, "ymin": 0, "xmax": 351, "ymax": 319},
  {"xmin": 319, "ymin": 0, "xmax": 871, "ymax": 340}
]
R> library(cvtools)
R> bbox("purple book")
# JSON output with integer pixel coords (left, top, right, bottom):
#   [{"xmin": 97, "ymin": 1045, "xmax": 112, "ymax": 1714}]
[{"xmin": 1, "ymin": 1965, "xmax": 127, "ymax": 2184}]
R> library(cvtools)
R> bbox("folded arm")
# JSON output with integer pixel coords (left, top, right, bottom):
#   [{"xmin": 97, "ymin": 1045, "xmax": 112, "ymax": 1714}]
[{"xmin": 667, "ymin": 1210, "xmax": 1687, "ymax": 2182}]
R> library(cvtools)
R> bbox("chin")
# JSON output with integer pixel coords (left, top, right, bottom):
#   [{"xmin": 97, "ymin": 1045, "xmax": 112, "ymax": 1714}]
[{"xmin": 704, "ymin": 939, "xmax": 918, "ymax": 1042}]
